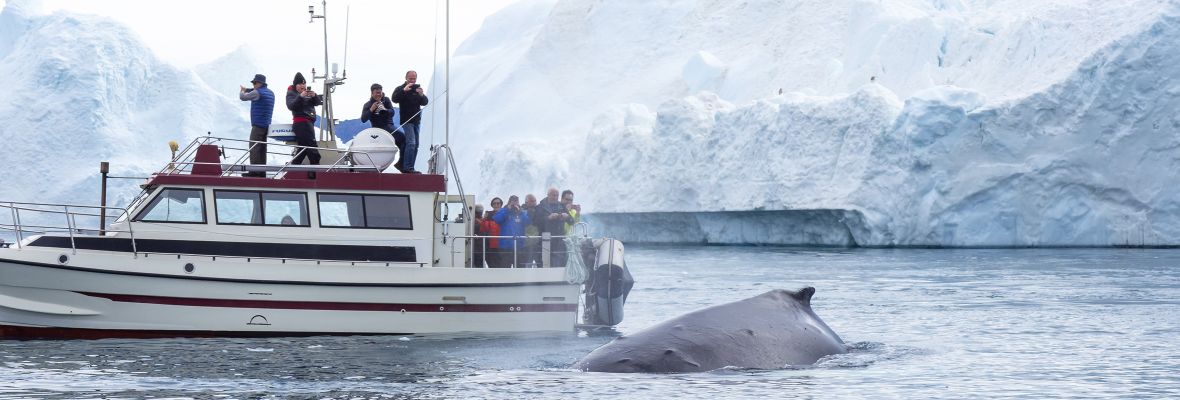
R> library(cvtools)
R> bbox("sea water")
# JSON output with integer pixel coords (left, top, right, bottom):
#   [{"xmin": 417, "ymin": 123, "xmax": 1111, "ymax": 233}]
[{"xmin": 2, "ymin": 246, "xmax": 1179, "ymax": 399}]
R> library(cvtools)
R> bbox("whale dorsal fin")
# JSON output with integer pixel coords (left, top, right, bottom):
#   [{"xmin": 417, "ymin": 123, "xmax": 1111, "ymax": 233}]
[{"xmin": 791, "ymin": 287, "xmax": 816, "ymax": 307}]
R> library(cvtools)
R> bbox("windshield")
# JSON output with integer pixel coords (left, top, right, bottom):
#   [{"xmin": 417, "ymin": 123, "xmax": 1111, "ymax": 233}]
[{"xmin": 115, "ymin": 188, "xmax": 153, "ymax": 223}]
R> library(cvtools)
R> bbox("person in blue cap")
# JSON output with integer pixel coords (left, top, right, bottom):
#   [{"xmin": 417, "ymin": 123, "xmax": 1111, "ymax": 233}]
[{"xmin": 239, "ymin": 73, "xmax": 274, "ymax": 176}]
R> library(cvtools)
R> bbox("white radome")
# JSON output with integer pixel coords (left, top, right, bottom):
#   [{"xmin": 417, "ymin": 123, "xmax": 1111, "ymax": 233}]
[{"xmin": 347, "ymin": 127, "xmax": 400, "ymax": 171}]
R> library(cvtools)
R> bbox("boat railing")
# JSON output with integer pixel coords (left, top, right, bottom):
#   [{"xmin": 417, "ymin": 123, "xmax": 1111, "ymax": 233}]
[
  {"xmin": 450, "ymin": 230, "xmax": 592, "ymax": 269},
  {"xmin": 159, "ymin": 136, "xmax": 384, "ymax": 178},
  {"xmin": 0, "ymin": 201, "xmax": 135, "ymax": 254}
]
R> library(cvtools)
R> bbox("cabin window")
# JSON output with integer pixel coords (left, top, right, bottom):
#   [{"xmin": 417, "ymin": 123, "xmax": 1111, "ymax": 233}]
[
  {"xmin": 214, "ymin": 190, "xmax": 309, "ymax": 227},
  {"xmin": 262, "ymin": 192, "xmax": 309, "ymax": 226},
  {"xmin": 364, "ymin": 195, "xmax": 413, "ymax": 229},
  {"xmin": 318, "ymin": 193, "xmax": 413, "ymax": 230},
  {"xmin": 135, "ymin": 188, "xmax": 206, "ymax": 223},
  {"xmin": 214, "ymin": 191, "xmax": 261, "ymax": 224}
]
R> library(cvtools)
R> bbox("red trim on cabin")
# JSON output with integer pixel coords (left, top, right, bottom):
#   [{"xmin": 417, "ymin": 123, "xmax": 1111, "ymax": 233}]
[
  {"xmin": 77, "ymin": 292, "xmax": 577, "ymax": 313},
  {"xmin": 146, "ymin": 171, "xmax": 446, "ymax": 192}
]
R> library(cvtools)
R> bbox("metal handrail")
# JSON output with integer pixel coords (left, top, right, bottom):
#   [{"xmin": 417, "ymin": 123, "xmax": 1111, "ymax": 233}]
[
  {"xmin": 0, "ymin": 201, "xmax": 134, "ymax": 251},
  {"xmin": 572, "ymin": 221, "xmax": 591, "ymax": 238},
  {"xmin": 1, "ymin": 203, "xmax": 133, "ymax": 227},
  {"xmin": 159, "ymin": 136, "xmax": 386, "ymax": 178},
  {"xmin": 450, "ymin": 233, "xmax": 579, "ymax": 269},
  {"xmin": 430, "ymin": 144, "xmax": 470, "ymax": 247}
]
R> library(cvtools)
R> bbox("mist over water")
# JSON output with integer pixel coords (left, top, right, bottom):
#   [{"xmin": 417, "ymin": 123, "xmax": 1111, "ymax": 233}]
[{"xmin": 3, "ymin": 246, "xmax": 1179, "ymax": 399}]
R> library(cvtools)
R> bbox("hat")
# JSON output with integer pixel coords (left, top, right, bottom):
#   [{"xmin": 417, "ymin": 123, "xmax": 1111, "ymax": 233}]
[
  {"xmin": 250, "ymin": 74, "xmax": 266, "ymax": 85},
  {"xmin": 293, "ymin": 72, "xmax": 306, "ymax": 86}
]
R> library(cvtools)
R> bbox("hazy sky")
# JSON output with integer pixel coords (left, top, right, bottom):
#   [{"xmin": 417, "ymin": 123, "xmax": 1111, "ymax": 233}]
[{"xmin": 8, "ymin": 0, "xmax": 518, "ymax": 118}]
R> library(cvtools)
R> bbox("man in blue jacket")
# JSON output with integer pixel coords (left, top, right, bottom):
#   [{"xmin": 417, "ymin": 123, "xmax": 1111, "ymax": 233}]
[
  {"xmin": 238, "ymin": 73, "xmax": 274, "ymax": 177},
  {"xmin": 493, "ymin": 195, "xmax": 531, "ymax": 268}
]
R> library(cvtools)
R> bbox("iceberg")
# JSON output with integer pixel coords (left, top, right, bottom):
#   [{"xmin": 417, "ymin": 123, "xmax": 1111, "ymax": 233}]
[
  {"xmin": 0, "ymin": 1, "xmax": 248, "ymax": 212},
  {"xmin": 457, "ymin": 0, "xmax": 1180, "ymax": 246}
]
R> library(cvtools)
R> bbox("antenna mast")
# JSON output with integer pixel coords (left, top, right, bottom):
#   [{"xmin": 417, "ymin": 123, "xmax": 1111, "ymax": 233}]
[
  {"xmin": 342, "ymin": 6, "xmax": 351, "ymax": 79},
  {"xmin": 308, "ymin": 1, "xmax": 345, "ymax": 141},
  {"xmin": 445, "ymin": 0, "xmax": 450, "ymax": 147}
]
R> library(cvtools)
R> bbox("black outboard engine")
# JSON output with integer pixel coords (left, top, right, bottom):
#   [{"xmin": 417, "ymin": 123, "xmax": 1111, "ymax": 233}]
[{"xmin": 583, "ymin": 239, "xmax": 633, "ymax": 326}]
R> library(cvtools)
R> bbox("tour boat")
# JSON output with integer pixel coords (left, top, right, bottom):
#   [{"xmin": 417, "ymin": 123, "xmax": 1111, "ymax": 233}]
[
  {"xmin": 0, "ymin": 137, "xmax": 633, "ymax": 339},
  {"xmin": 0, "ymin": 1, "xmax": 633, "ymax": 339}
]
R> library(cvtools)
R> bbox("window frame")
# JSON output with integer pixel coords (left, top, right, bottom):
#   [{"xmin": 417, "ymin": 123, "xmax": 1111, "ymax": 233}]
[
  {"xmin": 212, "ymin": 189, "xmax": 311, "ymax": 227},
  {"xmin": 317, "ymin": 192, "xmax": 414, "ymax": 230},
  {"xmin": 132, "ymin": 188, "xmax": 208, "ymax": 224}
]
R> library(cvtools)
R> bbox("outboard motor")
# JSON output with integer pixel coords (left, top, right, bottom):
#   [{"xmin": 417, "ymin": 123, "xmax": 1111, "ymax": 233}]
[{"xmin": 583, "ymin": 239, "xmax": 634, "ymax": 326}]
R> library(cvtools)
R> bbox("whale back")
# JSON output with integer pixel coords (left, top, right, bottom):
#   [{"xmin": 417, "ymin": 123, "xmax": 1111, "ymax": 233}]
[{"xmin": 574, "ymin": 287, "xmax": 847, "ymax": 373}]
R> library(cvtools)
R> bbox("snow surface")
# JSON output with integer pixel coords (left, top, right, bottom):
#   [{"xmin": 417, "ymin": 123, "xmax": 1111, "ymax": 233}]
[{"xmin": 450, "ymin": 0, "xmax": 1180, "ymax": 246}]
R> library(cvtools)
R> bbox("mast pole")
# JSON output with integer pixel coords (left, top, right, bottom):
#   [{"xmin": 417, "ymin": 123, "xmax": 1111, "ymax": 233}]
[
  {"xmin": 309, "ymin": 1, "xmax": 335, "ymax": 141},
  {"xmin": 446, "ymin": 0, "xmax": 450, "ymax": 148},
  {"xmin": 321, "ymin": 0, "xmax": 332, "ymax": 140}
]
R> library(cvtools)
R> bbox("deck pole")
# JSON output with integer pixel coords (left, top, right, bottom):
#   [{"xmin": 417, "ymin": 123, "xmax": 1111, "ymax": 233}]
[{"xmin": 99, "ymin": 161, "xmax": 109, "ymax": 235}]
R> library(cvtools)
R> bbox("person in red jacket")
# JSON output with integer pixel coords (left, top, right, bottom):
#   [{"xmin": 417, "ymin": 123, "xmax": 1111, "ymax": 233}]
[
  {"xmin": 475, "ymin": 202, "xmax": 501, "ymax": 268},
  {"xmin": 285, "ymin": 72, "xmax": 323, "ymax": 167},
  {"xmin": 471, "ymin": 205, "xmax": 488, "ymax": 268}
]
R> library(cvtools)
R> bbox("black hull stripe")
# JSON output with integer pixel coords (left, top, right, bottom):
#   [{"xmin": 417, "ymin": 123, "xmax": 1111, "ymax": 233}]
[
  {"xmin": 78, "ymin": 292, "xmax": 577, "ymax": 312},
  {"xmin": 0, "ymin": 257, "xmax": 572, "ymax": 288},
  {"xmin": 28, "ymin": 237, "xmax": 417, "ymax": 263},
  {"xmin": 0, "ymin": 324, "xmax": 412, "ymax": 340}
]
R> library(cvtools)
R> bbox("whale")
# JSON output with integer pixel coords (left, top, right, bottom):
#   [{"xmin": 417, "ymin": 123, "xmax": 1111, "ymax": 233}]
[{"xmin": 573, "ymin": 287, "xmax": 847, "ymax": 373}]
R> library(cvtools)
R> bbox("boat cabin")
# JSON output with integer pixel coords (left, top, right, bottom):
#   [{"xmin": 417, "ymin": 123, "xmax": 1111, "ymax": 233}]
[{"xmin": 91, "ymin": 141, "xmax": 473, "ymax": 268}]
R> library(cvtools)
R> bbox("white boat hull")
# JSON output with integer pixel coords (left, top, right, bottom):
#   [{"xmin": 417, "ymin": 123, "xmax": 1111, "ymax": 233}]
[{"xmin": 0, "ymin": 247, "xmax": 580, "ymax": 338}]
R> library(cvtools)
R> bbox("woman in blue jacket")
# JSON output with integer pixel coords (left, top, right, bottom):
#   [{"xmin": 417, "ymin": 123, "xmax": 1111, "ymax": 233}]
[{"xmin": 493, "ymin": 195, "xmax": 531, "ymax": 267}]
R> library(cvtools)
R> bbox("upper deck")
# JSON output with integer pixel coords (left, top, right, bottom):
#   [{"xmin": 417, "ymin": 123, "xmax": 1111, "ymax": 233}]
[{"xmin": 146, "ymin": 140, "xmax": 446, "ymax": 193}]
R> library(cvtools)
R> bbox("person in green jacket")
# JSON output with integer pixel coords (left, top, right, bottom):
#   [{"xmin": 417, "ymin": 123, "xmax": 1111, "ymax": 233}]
[{"xmin": 561, "ymin": 189, "xmax": 581, "ymax": 235}]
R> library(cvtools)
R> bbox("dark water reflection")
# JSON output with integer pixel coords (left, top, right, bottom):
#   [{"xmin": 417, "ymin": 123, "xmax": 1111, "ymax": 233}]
[{"xmin": 3, "ymin": 247, "xmax": 1180, "ymax": 399}]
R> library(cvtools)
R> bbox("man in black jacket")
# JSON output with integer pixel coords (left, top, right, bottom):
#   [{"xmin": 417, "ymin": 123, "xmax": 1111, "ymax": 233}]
[
  {"xmin": 360, "ymin": 83, "xmax": 406, "ymax": 171},
  {"xmin": 391, "ymin": 70, "xmax": 429, "ymax": 174},
  {"xmin": 536, "ymin": 187, "xmax": 572, "ymax": 267},
  {"xmin": 286, "ymin": 72, "xmax": 323, "ymax": 166}
]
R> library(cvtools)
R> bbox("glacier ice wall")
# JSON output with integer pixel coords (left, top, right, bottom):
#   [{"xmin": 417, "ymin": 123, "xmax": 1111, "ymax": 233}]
[
  {"xmin": 583, "ymin": 210, "xmax": 870, "ymax": 246},
  {"xmin": 0, "ymin": 3, "xmax": 248, "ymax": 210},
  {"xmin": 465, "ymin": 0, "xmax": 1180, "ymax": 246}
]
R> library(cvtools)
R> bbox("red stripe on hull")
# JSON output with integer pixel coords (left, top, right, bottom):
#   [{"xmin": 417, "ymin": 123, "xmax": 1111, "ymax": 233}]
[
  {"xmin": 77, "ymin": 292, "xmax": 578, "ymax": 313},
  {"xmin": 0, "ymin": 324, "xmax": 409, "ymax": 340}
]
